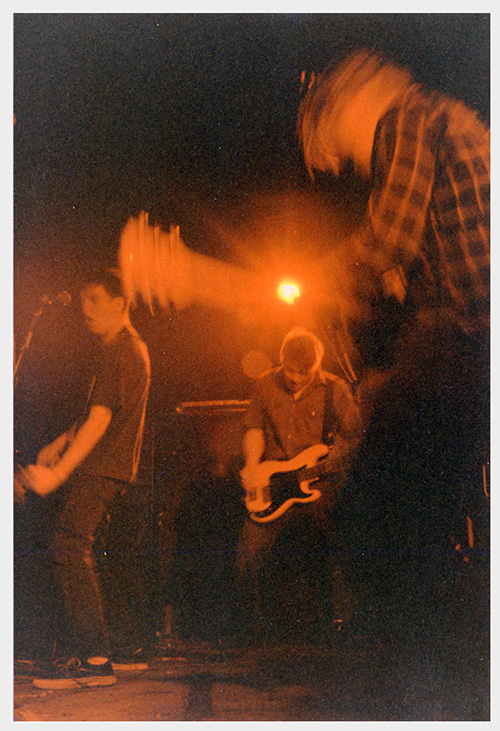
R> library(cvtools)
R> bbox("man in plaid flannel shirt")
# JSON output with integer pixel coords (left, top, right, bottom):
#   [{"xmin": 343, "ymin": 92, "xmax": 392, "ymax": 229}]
[{"xmin": 297, "ymin": 50, "xmax": 490, "ymax": 648}]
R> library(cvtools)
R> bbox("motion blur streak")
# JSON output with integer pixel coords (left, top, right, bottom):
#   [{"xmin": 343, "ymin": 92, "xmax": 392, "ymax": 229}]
[
  {"xmin": 118, "ymin": 201, "xmax": 365, "ymax": 385},
  {"xmin": 119, "ymin": 211, "xmax": 258, "ymax": 315},
  {"xmin": 118, "ymin": 192, "xmax": 366, "ymax": 328}
]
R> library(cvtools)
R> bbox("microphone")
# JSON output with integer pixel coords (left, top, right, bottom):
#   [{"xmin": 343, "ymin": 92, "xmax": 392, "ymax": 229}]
[
  {"xmin": 41, "ymin": 291, "xmax": 72, "ymax": 306},
  {"xmin": 14, "ymin": 290, "xmax": 73, "ymax": 385}
]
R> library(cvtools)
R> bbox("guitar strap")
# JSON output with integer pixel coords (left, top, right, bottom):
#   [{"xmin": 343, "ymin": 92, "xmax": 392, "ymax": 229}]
[
  {"xmin": 265, "ymin": 405, "xmax": 285, "ymax": 454},
  {"xmin": 321, "ymin": 379, "xmax": 336, "ymax": 447}
]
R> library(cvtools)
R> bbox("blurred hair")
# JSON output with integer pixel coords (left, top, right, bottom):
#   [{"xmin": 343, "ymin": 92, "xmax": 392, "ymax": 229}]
[
  {"xmin": 280, "ymin": 327, "xmax": 324, "ymax": 371},
  {"xmin": 81, "ymin": 267, "xmax": 124, "ymax": 300},
  {"xmin": 297, "ymin": 49, "xmax": 412, "ymax": 177}
]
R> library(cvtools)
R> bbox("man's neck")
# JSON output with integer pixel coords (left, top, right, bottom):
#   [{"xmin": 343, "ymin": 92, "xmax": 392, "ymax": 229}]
[{"xmin": 100, "ymin": 322, "xmax": 126, "ymax": 345}]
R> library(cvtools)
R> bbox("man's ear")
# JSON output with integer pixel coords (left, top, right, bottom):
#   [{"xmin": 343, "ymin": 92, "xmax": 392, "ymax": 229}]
[{"xmin": 112, "ymin": 295, "xmax": 126, "ymax": 313}]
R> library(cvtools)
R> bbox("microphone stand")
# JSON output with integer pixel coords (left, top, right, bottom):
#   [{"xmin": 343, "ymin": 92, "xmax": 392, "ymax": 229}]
[{"xmin": 14, "ymin": 296, "xmax": 51, "ymax": 388}]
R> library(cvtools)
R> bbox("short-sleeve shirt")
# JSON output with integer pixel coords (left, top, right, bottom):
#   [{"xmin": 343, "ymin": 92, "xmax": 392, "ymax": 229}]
[
  {"xmin": 78, "ymin": 325, "xmax": 150, "ymax": 483},
  {"xmin": 244, "ymin": 367, "xmax": 362, "ymax": 462}
]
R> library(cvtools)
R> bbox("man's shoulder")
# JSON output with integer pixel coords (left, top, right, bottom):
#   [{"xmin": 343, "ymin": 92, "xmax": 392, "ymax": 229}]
[
  {"xmin": 319, "ymin": 370, "xmax": 356, "ymax": 399},
  {"xmin": 112, "ymin": 326, "xmax": 150, "ymax": 369},
  {"xmin": 320, "ymin": 370, "xmax": 347, "ymax": 386},
  {"xmin": 250, "ymin": 367, "xmax": 284, "ymax": 401},
  {"xmin": 121, "ymin": 324, "xmax": 147, "ymax": 345},
  {"xmin": 383, "ymin": 86, "xmax": 444, "ymax": 127},
  {"xmin": 254, "ymin": 366, "xmax": 281, "ymax": 385}
]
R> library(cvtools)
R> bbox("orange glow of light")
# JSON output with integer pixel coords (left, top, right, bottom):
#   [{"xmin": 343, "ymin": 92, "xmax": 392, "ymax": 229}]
[
  {"xmin": 117, "ymin": 192, "xmax": 366, "ymax": 342},
  {"xmin": 277, "ymin": 281, "xmax": 301, "ymax": 304}
]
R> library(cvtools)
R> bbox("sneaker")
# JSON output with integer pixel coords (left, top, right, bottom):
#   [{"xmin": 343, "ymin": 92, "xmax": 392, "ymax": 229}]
[
  {"xmin": 111, "ymin": 647, "xmax": 149, "ymax": 671},
  {"xmin": 14, "ymin": 658, "xmax": 39, "ymax": 676},
  {"xmin": 32, "ymin": 657, "xmax": 116, "ymax": 689}
]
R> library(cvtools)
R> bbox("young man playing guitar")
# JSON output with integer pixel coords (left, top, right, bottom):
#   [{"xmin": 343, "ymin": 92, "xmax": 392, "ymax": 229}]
[
  {"xmin": 236, "ymin": 327, "xmax": 362, "ymax": 645},
  {"xmin": 18, "ymin": 269, "xmax": 151, "ymax": 688}
]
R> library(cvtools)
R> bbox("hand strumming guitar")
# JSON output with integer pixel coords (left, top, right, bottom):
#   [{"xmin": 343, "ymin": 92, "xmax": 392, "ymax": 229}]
[{"xmin": 23, "ymin": 464, "xmax": 67, "ymax": 496}]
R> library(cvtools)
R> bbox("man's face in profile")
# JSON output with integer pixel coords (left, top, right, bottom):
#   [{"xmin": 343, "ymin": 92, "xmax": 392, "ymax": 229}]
[{"xmin": 80, "ymin": 284, "xmax": 123, "ymax": 342}]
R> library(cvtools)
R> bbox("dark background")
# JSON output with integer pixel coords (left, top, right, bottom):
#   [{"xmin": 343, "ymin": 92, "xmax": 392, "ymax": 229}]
[
  {"xmin": 13, "ymin": 13, "xmax": 490, "ymax": 458},
  {"xmin": 12, "ymin": 12, "xmax": 490, "ymax": 661}
]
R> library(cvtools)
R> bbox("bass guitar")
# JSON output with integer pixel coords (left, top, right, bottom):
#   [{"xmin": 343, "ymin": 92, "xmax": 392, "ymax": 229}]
[{"xmin": 244, "ymin": 443, "xmax": 351, "ymax": 523}]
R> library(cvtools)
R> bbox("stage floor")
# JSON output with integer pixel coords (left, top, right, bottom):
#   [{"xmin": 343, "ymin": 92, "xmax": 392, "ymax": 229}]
[{"xmin": 13, "ymin": 637, "xmax": 489, "ymax": 722}]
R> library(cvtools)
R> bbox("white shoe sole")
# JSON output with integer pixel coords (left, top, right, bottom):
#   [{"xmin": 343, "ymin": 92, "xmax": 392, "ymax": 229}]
[{"xmin": 33, "ymin": 674, "xmax": 117, "ymax": 689}]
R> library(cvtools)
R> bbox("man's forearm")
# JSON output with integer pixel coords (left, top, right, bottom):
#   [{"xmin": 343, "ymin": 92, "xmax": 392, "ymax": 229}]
[
  {"xmin": 242, "ymin": 428, "xmax": 265, "ymax": 467},
  {"xmin": 25, "ymin": 405, "xmax": 113, "ymax": 496},
  {"xmin": 51, "ymin": 406, "xmax": 112, "ymax": 483},
  {"xmin": 36, "ymin": 424, "xmax": 77, "ymax": 467}
]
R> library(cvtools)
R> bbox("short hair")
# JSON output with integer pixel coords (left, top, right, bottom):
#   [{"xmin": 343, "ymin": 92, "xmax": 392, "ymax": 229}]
[
  {"xmin": 81, "ymin": 267, "xmax": 124, "ymax": 300},
  {"xmin": 297, "ymin": 49, "xmax": 412, "ymax": 177},
  {"xmin": 280, "ymin": 327, "xmax": 324, "ymax": 372}
]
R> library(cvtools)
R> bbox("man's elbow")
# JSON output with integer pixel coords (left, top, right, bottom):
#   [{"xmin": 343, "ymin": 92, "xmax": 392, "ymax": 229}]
[{"xmin": 89, "ymin": 406, "xmax": 113, "ymax": 436}]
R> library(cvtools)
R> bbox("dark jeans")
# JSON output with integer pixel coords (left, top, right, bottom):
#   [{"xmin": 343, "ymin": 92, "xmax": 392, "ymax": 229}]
[
  {"xmin": 336, "ymin": 314, "xmax": 489, "ymax": 643},
  {"xmin": 236, "ymin": 491, "xmax": 354, "ymax": 642},
  {"xmin": 51, "ymin": 473, "xmax": 124, "ymax": 658},
  {"xmin": 95, "ymin": 484, "xmax": 156, "ymax": 653}
]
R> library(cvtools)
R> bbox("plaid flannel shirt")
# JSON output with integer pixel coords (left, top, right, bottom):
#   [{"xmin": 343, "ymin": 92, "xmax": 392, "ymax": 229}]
[{"xmin": 366, "ymin": 85, "xmax": 490, "ymax": 338}]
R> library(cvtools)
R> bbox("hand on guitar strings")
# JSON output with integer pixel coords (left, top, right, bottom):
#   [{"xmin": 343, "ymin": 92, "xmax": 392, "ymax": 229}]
[
  {"xmin": 21, "ymin": 464, "xmax": 66, "ymax": 497},
  {"xmin": 240, "ymin": 463, "xmax": 269, "ymax": 494}
]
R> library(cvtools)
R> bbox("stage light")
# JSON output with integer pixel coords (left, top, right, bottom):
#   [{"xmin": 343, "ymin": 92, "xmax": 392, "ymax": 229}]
[{"xmin": 277, "ymin": 281, "xmax": 300, "ymax": 304}]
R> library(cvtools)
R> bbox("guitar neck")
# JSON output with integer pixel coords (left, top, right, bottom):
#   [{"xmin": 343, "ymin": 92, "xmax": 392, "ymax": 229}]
[{"xmin": 296, "ymin": 451, "xmax": 349, "ymax": 482}]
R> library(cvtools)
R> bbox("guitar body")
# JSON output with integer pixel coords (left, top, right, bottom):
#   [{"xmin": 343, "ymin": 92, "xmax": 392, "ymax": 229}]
[{"xmin": 245, "ymin": 444, "xmax": 331, "ymax": 523}]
